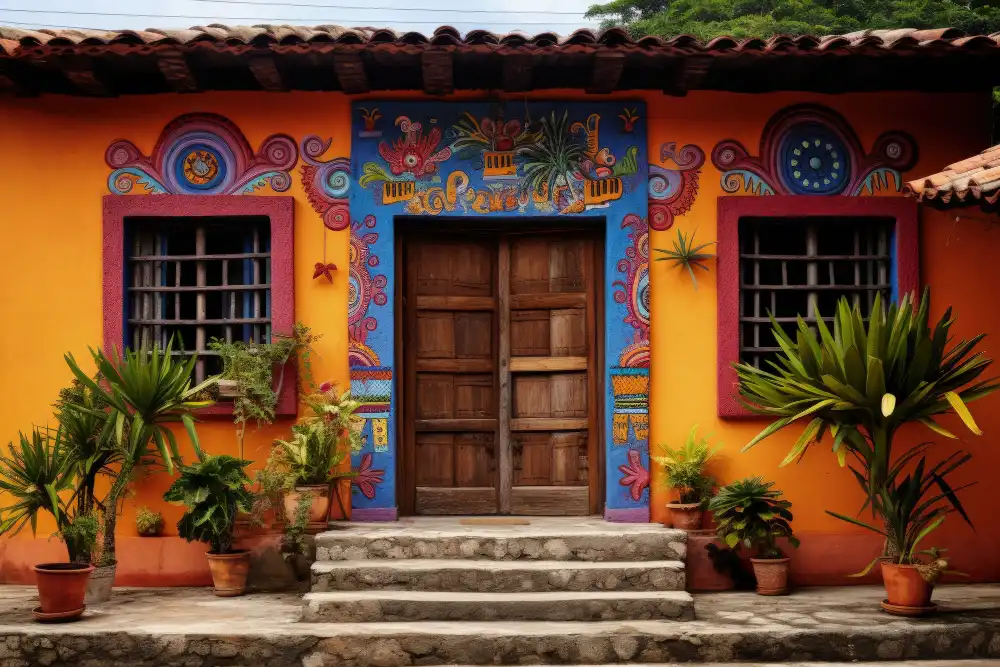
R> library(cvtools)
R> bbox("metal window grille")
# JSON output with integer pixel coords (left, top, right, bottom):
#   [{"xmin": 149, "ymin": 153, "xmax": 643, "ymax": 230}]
[
  {"xmin": 738, "ymin": 217, "xmax": 892, "ymax": 370},
  {"xmin": 126, "ymin": 216, "xmax": 272, "ymax": 382}
]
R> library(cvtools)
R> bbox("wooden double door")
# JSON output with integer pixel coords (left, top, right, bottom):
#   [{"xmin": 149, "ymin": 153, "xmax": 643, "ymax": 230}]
[{"xmin": 401, "ymin": 226, "xmax": 602, "ymax": 515}]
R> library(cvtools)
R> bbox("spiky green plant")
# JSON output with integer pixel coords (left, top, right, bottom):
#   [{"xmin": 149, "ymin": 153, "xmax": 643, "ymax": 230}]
[
  {"xmin": 518, "ymin": 111, "xmax": 585, "ymax": 202},
  {"xmin": 654, "ymin": 229, "xmax": 715, "ymax": 290},
  {"xmin": 651, "ymin": 425, "xmax": 720, "ymax": 505},
  {"xmin": 708, "ymin": 477, "xmax": 798, "ymax": 559}
]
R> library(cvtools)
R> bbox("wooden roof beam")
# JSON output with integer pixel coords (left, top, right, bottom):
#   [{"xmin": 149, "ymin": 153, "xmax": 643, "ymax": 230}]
[
  {"xmin": 666, "ymin": 55, "xmax": 713, "ymax": 96},
  {"xmin": 55, "ymin": 54, "xmax": 111, "ymax": 96},
  {"xmin": 421, "ymin": 49, "xmax": 453, "ymax": 96},
  {"xmin": 586, "ymin": 51, "xmax": 625, "ymax": 94},
  {"xmin": 333, "ymin": 50, "xmax": 369, "ymax": 94},
  {"xmin": 502, "ymin": 53, "xmax": 534, "ymax": 92},
  {"xmin": 155, "ymin": 49, "xmax": 198, "ymax": 93},
  {"xmin": 248, "ymin": 53, "xmax": 286, "ymax": 92}
]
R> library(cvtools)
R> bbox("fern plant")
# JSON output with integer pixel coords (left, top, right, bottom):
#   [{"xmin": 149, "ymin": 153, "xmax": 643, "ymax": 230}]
[
  {"xmin": 651, "ymin": 425, "xmax": 720, "ymax": 505},
  {"xmin": 654, "ymin": 228, "xmax": 715, "ymax": 290}
]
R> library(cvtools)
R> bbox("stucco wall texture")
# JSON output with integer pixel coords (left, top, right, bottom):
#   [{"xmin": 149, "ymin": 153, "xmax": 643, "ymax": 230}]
[{"xmin": 1, "ymin": 89, "xmax": 997, "ymax": 586}]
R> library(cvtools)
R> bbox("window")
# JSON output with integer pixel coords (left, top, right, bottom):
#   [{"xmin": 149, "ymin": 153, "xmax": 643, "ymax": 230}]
[
  {"xmin": 738, "ymin": 216, "xmax": 892, "ymax": 371},
  {"xmin": 103, "ymin": 195, "xmax": 295, "ymax": 416},
  {"xmin": 127, "ymin": 216, "xmax": 271, "ymax": 382},
  {"xmin": 717, "ymin": 196, "xmax": 918, "ymax": 418}
]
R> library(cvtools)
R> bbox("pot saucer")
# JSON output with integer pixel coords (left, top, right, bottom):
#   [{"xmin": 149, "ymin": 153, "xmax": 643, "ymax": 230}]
[
  {"xmin": 880, "ymin": 599, "xmax": 936, "ymax": 617},
  {"xmin": 32, "ymin": 605, "xmax": 85, "ymax": 623}
]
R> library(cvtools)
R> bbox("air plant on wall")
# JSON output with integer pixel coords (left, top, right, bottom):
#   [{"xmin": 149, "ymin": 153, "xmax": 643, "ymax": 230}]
[{"xmin": 655, "ymin": 228, "xmax": 716, "ymax": 290}]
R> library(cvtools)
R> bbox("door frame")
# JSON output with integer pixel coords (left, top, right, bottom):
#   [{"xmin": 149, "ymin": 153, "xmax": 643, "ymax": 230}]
[{"xmin": 395, "ymin": 219, "xmax": 606, "ymax": 516}]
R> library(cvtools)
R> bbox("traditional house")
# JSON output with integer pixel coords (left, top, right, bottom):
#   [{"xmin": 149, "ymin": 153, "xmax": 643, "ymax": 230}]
[{"xmin": 2, "ymin": 24, "xmax": 1000, "ymax": 586}]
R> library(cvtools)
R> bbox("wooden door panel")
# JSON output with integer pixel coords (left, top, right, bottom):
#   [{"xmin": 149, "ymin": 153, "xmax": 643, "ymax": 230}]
[
  {"xmin": 454, "ymin": 312, "xmax": 493, "ymax": 358},
  {"xmin": 510, "ymin": 310, "xmax": 550, "ymax": 356},
  {"xmin": 454, "ymin": 375, "xmax": 496, "ymax": 418},
  {"xmin": 414, "ymin": 433, "xmax": 455, "ymax": 486},
  {"xmin": 455, "ymin": 433, "xmax": 495, "ymax": 486},
  {"xmin": 551, "ymin": 373, "xmax": 588, "ymax": 417},
  {"xmin": 550, "ymin": 308, "xmax": 587, "ymax": 356}
]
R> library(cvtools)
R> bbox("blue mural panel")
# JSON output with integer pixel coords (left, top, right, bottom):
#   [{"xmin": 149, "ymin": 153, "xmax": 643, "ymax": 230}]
[{"xmin": 345, "ymin": 100, "xmax": 650, "ymax": 521}]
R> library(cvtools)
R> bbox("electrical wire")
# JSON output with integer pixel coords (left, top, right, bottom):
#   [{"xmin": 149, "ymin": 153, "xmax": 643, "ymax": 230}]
[
  {"xmin": 185, "ymin": 0, "xmax": 585, "ymax": 15},
  {"xmin": 0, "ymin": 7, "xmax": 598, "ymax": 26}
]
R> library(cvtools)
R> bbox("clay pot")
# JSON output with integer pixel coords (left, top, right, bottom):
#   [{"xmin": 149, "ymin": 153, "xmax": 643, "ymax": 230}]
[
  {"xmin": 667, "ymin": 503, "xmax": 703, "ymax": 530},
  {"xmin": 686, "ymin": 533, "xmax": 736, "ymax": 592},
  {"xmin": 750, "ymin": 557, "xmax": 791, "ymax": 595},
  {"xmin": 881, "ymin": 562, "xmax": 934, "ymax": 609},
  {"xmin": 84, "ymin": 562, "xmax": 116, "ymax": 604},
  {"xmin": 34, "ymin": 563, "xmax": 94, "ymax": 619},
  {"xmin": 206, "ymin": 550, "xmax": 251, "ymax": 597},
  {"xmin": 283, "ymin": 485, "xmax": 331, "ymax": 534}
]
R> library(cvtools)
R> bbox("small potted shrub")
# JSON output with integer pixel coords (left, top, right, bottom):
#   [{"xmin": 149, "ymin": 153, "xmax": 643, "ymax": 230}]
[
  {"xmin": 709, "ymin": 476, "xmax": 799, "ymax": 595},
  {"xmin": 652, "ymin": 425, "xmax": 719, "ymax": 530},
  {"xmin": 135, "ymin": 507, "xmax": 164, "ymax": 537},
  {"xmin": 164, "ymin": 445, "xmax": 254, "ymax": 597},
  {"xmin": 0, "ymin": 429, "xmax": 99, "ymax": 621},
  {"xmin": 273, "ymin": 383, "xmax": 363, "ymax": 534}
]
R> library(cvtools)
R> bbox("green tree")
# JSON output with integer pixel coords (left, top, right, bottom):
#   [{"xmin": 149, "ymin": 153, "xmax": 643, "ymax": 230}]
[{"xmin": 585, "ymin": 0, "xmax": 1000, "ymax": 39}]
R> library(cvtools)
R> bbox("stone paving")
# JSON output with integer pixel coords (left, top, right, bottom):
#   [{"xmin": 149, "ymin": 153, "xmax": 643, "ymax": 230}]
[{"xmin": 0, "ymin": 584, "xmax": 998, "ymax": 665}]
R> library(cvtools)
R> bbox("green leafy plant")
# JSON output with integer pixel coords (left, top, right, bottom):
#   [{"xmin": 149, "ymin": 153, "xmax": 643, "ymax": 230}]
[
  {"xmin": 163, "ymin": 444, "xmax": 254, "ymax": 555},
  {"xmin": 519, "ymin": 110, "xmax": 586, "ymax": 202},
  {"xmin": 709, "ymin": 476, "xmax": 799, "ymax": 559},
  {"xmin": 135, "ymin": 506, "xmax": 164, "ymax": 537},
  {"xmin": 651, "ymin": 425, "xmax": 720, "ymax": 505},
  {"xmin": 0, "ymin": 429, "xmax": 98, "ymax": 564},
  {"xmin": 210, "ymin": 322, "xmax": 320, "ymax": 450},
  {"xmin": 654, "ymin": 228, "xmax": 716, "ymax": 290},
  {"xmin": 64, "ymin": 336, "xmax": 214, "ymax": 565}
]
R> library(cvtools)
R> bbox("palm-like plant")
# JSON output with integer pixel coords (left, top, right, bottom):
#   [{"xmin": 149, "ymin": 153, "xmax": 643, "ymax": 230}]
[
  {"xmin": 163, "ymin": 444, "xmax": 254, "ymax": 554},
  {"xmin": 708, "ymin": 476, "xmax": 798, "ymax": 559},
  {"xmin": 652, "ymin": 425, "xmax": 720, "ymax": 505},
  {"xmin": 518, "ymin": 111, "xmax": 585, "ymax": 203},
  {"xmin": 64, "ymin": 337, "xmax": 215, "ymax": 564}
]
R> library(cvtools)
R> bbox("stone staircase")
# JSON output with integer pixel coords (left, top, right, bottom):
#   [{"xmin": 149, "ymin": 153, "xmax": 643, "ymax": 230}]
[{"xmin": 300, "ymin": 517, "xmax": 693, "ymax": 662}]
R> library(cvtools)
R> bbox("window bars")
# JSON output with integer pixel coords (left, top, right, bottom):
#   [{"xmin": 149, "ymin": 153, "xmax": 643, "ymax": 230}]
[
  {"xmin": 126, "ymin": 216, "xmax": 272, "ymax": 381},
  {"xmin": 738, "ymin": 217, "xmax": 892, "ymax": 370}
]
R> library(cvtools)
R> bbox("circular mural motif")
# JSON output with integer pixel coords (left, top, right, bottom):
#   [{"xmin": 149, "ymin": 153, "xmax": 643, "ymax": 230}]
[
  {"xmin": 181, "ymin": 148, "xmax": 223, "ymax": 188},
  {"xmin": 778, "ymin": 123, "xmax": 850, "ymax": 195}
]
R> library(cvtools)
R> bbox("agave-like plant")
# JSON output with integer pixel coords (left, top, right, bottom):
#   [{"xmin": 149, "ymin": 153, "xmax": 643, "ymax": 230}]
[
  {"xmin": 654, "ymin": 229, "xmax": 716, "ymax": 291},
  {"xmin": 518, "ymin": 110, "xmax": 586, "ymax": 203}
]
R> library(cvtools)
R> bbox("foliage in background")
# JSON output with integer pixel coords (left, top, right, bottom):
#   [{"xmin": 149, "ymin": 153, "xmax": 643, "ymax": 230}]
[
  {"xmin": 209, "ymin": 322, "xmax": 320, "ymax": 444},
  {"xmin": 135, "ymin": 506, "xmax": 164, "ymax": 536},
  {"xmin": 654, "ymin": 228, "xmax": 715, "ymax": 290},
  {"xmin": 651, "ymin": 425, "xmax": 720, "ymax": 505},
  {"xmin": 585, "ymin": 0, "xmax": 1000, "ymax": 40},
  {"xmin": 0, "ymin": 429, "xmax": 99, "ymax": 563},
  {"xmin": 709, "ymin": 476, "xmax": 799, "ymax": 559},
  {"xmin": 163, "ymin": 443, "xmax": 254, "ymax": 555}
]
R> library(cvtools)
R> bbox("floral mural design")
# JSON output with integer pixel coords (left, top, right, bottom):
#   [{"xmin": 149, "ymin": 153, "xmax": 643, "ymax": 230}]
[
  {"xmin": 353, "ymin": 453, "xmax": 385, "ymax": 500},
  {"xmin": 711, "ymin": 104, "xmax": 917, "ymax": 196},
  {"xmin": 618, "ymin": 449, "xmax": 650, "ymax": 502},
  {"xmin": 106, "ymin": 113, "xmax": 298, "ymax": 195}
]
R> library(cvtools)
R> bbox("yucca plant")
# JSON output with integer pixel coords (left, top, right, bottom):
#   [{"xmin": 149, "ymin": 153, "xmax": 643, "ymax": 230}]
[
  {"xmin": 708, "ymin": 477, "xmax": 798, "ymax": 559},
  {"xmin": 163, "ymin": 443, "xmax": 254, "ymax": 554},
  {"xmin": 64, "ymin": 336, "xmax": 215, "ymax": 565},
  {"xmin": 652, "ymin": 425, "xmax": 720, "ymax": 505},
  {"xmin": 654, "ymin": 229, "xmax": 716, "ymax": 290},
  {"xmin": 737, "ymin": 288, "xmax": 997, "ymax": 556}
]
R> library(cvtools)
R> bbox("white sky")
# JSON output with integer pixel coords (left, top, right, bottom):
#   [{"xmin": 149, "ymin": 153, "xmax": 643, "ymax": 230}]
[{"xmin": 0, "ymin": 0, "xmax": 604, "ymax": 34}]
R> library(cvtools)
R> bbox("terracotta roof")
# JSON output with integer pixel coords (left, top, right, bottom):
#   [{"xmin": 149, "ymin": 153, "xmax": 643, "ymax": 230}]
[
  {"xmin": 3, "ymin": 24, "xmax": 1000, "ymax": 96},
  {"xmin": 906, "ymin": 145, "xmax": 1000, "ymax": 208}
]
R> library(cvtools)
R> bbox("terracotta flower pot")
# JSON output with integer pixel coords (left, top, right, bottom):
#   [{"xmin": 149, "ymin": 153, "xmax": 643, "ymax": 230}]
[
  {"xmin": 283, "ymin": 485, "xmax": 331, "ymax": 534},
  {"xmin": 34, "ymin": 563, "xmax": 94, "ymax": 619},
  {"xmin": 667, "ymin": 503, "xmax": 703, "ymax": 530},
  {"xmin": 881, "ymin": 562, "xmax": 934, "ymax": 612},
  {"xmin": 206, "ymin": 550, "xmax": 251, "ymax": 597},
  {"xmin": 84, "ymin": 562, "xmax": 116, "ymax": 605},
  {"xmin": 750, "ymin": 557, "xmax": 790, "ymax": 595}
]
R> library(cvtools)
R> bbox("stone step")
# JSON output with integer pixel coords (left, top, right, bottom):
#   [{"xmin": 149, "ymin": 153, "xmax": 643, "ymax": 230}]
[
  {"xmin": 301, "ymin": 590, "xmax": 695, "ymax": 622},
  {"xmin": 317, "ymin": 518, "xmax": 686, "ymax": 562},
  {"xmin": 310, "ymin": 559, "xmax": 686, "ymax": 593}
]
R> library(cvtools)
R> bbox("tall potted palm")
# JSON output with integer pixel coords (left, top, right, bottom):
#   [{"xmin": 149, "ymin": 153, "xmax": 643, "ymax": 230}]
[{"xmin": 736, "ymin": 289, "xmax": 997, "ymax": 611}]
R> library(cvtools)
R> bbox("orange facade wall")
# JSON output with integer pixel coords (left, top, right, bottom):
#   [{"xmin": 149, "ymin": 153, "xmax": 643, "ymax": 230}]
[{"xmin": 1, "ymin": 89, "xmax": 998, "ymax": 586}]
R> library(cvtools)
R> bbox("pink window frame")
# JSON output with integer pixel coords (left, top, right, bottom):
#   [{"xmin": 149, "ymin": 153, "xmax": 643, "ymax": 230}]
[
  {"xmin": 717, "ymin": 196, "xmax": 919, "ymax": 419},
  {"xmin": 102, "ymin": 194, "xmax": 297, "ymax": 417}
]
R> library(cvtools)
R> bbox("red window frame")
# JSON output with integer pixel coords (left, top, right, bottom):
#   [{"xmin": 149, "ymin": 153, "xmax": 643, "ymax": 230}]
[
  {"xmin": 102, "ymin": 194, "xmax": 296, "ymax": 417},
  {"xmin": 717, "ymin": 196, "xmax": 919, "ymax": 419}
]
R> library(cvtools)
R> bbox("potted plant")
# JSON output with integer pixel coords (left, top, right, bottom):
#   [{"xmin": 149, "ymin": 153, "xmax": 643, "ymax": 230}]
[
  {"xmin": 709, "ymin": 476, "xmax": 799, "ymax": 595},
  {"xmin": 736, "ymin": 289, "xmax": 997, "ymax": 603},
  {"xmin": 164, "ymin": 443, "xmax": 255, "ymax": 596},
  {"xmin": 828, "ymin": 449, "xmax": 970, "ymax": 616},
  {"xmin": 272, "ymin": 383, "xmax": 364, "ymax": 534},
  {"xmin": 652, "ymin": 425, "xmax": 719, "ymax": 530},
  {"xmin": 136, "ymin": 506, "xmax": 164, "ymax": 537},
  {"xmin": 64, "ymin": 337, "xmax": 214, "ymax": 601},
  {"xmin": 0, "ymin": 429, "xmax": 99, "ymax": 621}
]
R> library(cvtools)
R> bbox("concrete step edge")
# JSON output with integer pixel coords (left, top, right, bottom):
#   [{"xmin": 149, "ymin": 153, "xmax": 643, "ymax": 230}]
[
  {"xmin": 302, "ymin": 590, "xmax": 694, "ymax": 602},
  {"xmin": 311, "ymin": 559, "xmax": 686, "ymax": 572}
]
